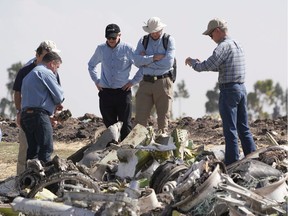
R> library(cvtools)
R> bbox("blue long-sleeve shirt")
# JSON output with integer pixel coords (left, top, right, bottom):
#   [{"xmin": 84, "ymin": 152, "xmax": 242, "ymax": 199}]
[
  {"xmin": 88, "ymin": 41, "xmax": 142, "ymax": 88},
  {"xmin": 134, "ymin": 33, "xmax": 176, "ymax": 76},
  {"xmin": 21, "ymin": 64, "xmax": 64, "ymax": 115},
  {"xmin": 191, "ymin": 36, "xmax": 245, "ymax": 84}
]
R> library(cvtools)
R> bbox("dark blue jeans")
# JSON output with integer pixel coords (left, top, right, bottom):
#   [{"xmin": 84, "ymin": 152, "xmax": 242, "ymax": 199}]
[
  {"xmin": 20, "ymin": 109, "xmax": 53, "ymax": 163},
  {"xmin": 219, "ymin": 83, "xmax": 256, "ymax": 165}
]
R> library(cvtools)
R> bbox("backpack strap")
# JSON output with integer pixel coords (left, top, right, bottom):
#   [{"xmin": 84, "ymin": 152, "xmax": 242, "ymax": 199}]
[
  {"xmin": 142, "ymin": 33, "xmax": 170, "ymax": 50},
  {"xmin": 142, "ymin": 34, "xmax": 149, "ymax": 50},
  {"xmin": 162, "ymin": 33, "xmax": 170, "ymax": 50}
]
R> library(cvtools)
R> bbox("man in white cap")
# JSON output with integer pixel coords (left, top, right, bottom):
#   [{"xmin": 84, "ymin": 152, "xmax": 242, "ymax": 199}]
[
  {"xmin": 185, "ymin": 18, "xmax": 256, "ymax": 166},
  {"xmin": 13, "ymin": 40, "xmax": 61, "ymax": 174},
  {"xmin": 133, "ymin": 17, "xmax": 176, "ymax": 134}
]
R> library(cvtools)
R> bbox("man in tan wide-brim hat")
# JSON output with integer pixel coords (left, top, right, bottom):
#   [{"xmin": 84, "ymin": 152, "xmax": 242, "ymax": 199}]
[{"xmin": 133, "ymin": 17, "xmax": 176, "ymax": 135}]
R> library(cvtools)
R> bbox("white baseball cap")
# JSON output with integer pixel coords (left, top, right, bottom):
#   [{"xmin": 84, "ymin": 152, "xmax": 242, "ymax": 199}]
[{"xmin": 38, "ymin": 40, "xmax": 61, "ymax": 53}]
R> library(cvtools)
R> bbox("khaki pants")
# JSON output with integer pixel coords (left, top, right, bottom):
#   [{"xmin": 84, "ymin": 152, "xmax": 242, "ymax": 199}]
[
  {"xmin": 134, "ymin": 77, "xmax": 173, "ymax": 133},
  {"xmin": 17, "ymin": 128, "xmax": 28, "ymax": 175}
]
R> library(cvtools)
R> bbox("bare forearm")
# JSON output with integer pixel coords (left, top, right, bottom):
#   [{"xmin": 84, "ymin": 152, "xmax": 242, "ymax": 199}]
[{"xmin": 14, "ymin": 91, "xmax": 21, "ymax": 110}]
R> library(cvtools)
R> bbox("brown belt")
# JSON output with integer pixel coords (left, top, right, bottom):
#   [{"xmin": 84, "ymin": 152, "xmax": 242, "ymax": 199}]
[{"xmin": 23, "ymin": 108, "xmax": 49, "ymax": 115}]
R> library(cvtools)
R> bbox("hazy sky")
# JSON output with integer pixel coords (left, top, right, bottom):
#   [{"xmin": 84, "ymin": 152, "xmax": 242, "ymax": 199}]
[{"xmin": 1, "ymin": 0, "xmax": 287, "ymax": 119}]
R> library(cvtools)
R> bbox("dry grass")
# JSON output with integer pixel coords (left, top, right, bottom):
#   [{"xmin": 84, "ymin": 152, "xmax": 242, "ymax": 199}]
[
  {"xmin": 0, "ymin": 142, "xmax": 18, "ymax": 181},
  {"xmin": 0, "ymin": 141, "xmax": 88, "ymax": 181}
]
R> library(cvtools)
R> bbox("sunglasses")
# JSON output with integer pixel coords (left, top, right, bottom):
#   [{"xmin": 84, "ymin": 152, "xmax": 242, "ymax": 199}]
[
  {"xmin": 107, "ymin": 36, "xmax": 117, "ymax": 41},
  {"xmin": 209, "ymin": 28, "xmax": 218, "ymax": 38}
]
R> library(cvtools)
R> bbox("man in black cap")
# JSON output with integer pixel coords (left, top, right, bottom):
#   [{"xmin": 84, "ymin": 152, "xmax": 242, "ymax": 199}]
[{"xmin": 88, "ymin": 24, "xmax": 142, "ymax": 141}]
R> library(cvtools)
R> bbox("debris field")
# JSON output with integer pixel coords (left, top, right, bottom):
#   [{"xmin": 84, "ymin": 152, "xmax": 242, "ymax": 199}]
[{"xmin": 0, "ymin": 114, "xmax": 287, "ymax": 215}]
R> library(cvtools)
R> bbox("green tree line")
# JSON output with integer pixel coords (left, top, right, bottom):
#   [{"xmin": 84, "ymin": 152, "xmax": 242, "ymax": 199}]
[
  {"xmin": 205, "ymin": 81, "xmax": 287, "ymax": 120},
  {"xmin": 0, "ymin": 62, "xmax": 23, "ymax": 119}
]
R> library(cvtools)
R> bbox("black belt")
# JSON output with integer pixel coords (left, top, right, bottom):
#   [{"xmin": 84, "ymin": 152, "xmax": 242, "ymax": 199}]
[
  {"xmin": 102, "ymin": 88, "xmax": 122, "ymax": 92},
  {"xmin": 23, "ymin": 107, "xmax": 50, "ymax": 115},
  {"xmin": 143, "ymin": 73, "xmax": 171, "ymax": 83},
  {"xmin": 219, "ymin": 82, "xmax": 243, "ymax": 88}
]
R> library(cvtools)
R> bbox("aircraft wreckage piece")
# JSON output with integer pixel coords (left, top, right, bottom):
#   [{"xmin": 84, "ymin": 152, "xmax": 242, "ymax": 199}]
[
  {"xmin": 227, "ymin": 145, "xmax": 288, "ymax": 172},
  {"xmin": 119, "ymin": 129, "xmax": 186, "ymax": 180},
  {"xmin": 66, "ymin": 124, "xmax": 149, "ymax": 181},
  {"xmin": 98, "ymin": 124, "xmax": 149, "ymax": 165},
  {"xmin": 73, "ymin": 121, "xmax": 123, "ymax": 167},
  {"xmin": 217, "ymin": 174, "xmax": 287, "ymax": 215},
  {"xmin": 0, "ymin": 159, "xmax": 52, "ymax": 202},
  {"xmin": 26, "ymin": 171, "xmax": 100, "ymax": 198},
  {"xmin": 116, "ymin": 147, "xmax": 153, "ymax": 179},
  {"xmin": 0, "ymin": 177, "xmax": 21, "ymax": 202},
  {"xmin": 77, "ymin": 124, "xmax": 150, "ymax": 181},
  {"xmin": 136, "ymin": 128, "xmax": 189, "ymax": 156},
  {"xmin": 172, "ymin": 159, "xmax": 210, "ymax": 197},
  {"xmin": 116, "ymin": 131, "xmax": 178, "ymax": 179},
  {"xmin": 62, "ymin": 191, "xmax": 139, "ymax": 214},
  {"xmin": 14, "ymin": 157, "xmax": 100, "ymax": 199},
  {"xmin": 0, "ymin": 157, "xmax": 96, "ymax": 202},
  {"xmin": 11, "ymin": 197, "xmax": 95, "ymax": 216},
  {"xmin": 227, "ymin": 145, "xmax": 288, "ymax": 192},
  {"xmin": 253, "ymin": 173, "xmax": 288, "ymax": 203},
  {"xmin": 150, "ymin": 160, "xmax": 188, "ymax": 194},
  {"xmin": 228, "ymin": 159, "xmax": 283, "ymax": 182},
  {"xmin": 62, "ymin": 191, "xmax": 138, "ymax": 205},
  {"xmin": 138, "ymin": 188, "xmax": 162, "ymax": 212},
  {"xmin": 172, "ymin": 162, "xmax": 223, "ymax": 213},
  {"xmin": 61, "ymin": 187, "xmax": 162, "ymax": 214},
  {"xmin": 91, "ymin": 124, "xmax": 148, "ymax": 179},
  {"xmin": 171, "ymin": 128, "xmax": 189, "ymax": 159},
  {"xmin": 258, "ymin": 145, "xmax": 288, "ymax": 173}
]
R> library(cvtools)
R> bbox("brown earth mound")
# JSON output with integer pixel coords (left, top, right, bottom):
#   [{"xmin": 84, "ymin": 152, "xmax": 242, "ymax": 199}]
[{"xmin": 1, "ymin": 114, "xmax": 287, "ymax": 148}]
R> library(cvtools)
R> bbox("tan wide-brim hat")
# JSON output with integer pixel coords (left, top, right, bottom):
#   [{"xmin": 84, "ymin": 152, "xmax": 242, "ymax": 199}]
[{"xmin": 142, "ymin": 17, "xmax": 167, "ymax": 33}]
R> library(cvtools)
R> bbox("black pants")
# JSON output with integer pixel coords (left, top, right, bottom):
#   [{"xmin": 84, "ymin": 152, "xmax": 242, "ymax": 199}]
[{"xmin": 99, "ymin": 88, "xmax": 132, "ymax": 141}]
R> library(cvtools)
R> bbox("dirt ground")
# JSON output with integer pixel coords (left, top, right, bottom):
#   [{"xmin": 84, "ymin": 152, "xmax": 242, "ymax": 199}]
[{"xmin": 0, "ymin": 113, "xmax": 287, "ymax": 180}]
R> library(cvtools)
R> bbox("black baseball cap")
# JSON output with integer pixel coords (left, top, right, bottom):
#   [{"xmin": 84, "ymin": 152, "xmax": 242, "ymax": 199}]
[{"xmin": 105, "ymin": 24, "xmax": 120, "ymax": 38}]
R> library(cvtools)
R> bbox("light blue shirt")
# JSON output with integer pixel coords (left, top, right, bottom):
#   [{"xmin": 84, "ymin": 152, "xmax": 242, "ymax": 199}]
[
  {"xmin": 21, "ymin": 64, "xmax": 64, "ymax": 115},
  {"xmin": 191, "ymin": 36, "xmax": 245, "ymax": 84},
  {"xmin": 88, "ymin": 41, "xmax": 142, "ymax": 88},
  {"xmin": 134, "ymin": 33, "xmax": 176, "ymax": 76}
]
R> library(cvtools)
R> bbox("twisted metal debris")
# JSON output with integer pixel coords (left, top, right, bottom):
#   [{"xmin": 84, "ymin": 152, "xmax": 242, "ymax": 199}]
[{"xmin": 0, "ymin": 123, "xmax": 287, "ymax": 215}]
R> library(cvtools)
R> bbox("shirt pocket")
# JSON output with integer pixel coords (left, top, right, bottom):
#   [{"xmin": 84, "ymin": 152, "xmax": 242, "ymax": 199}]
[{"xmin": 115, "ymin": 55, "xmax": 130, "ymax": 70}]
